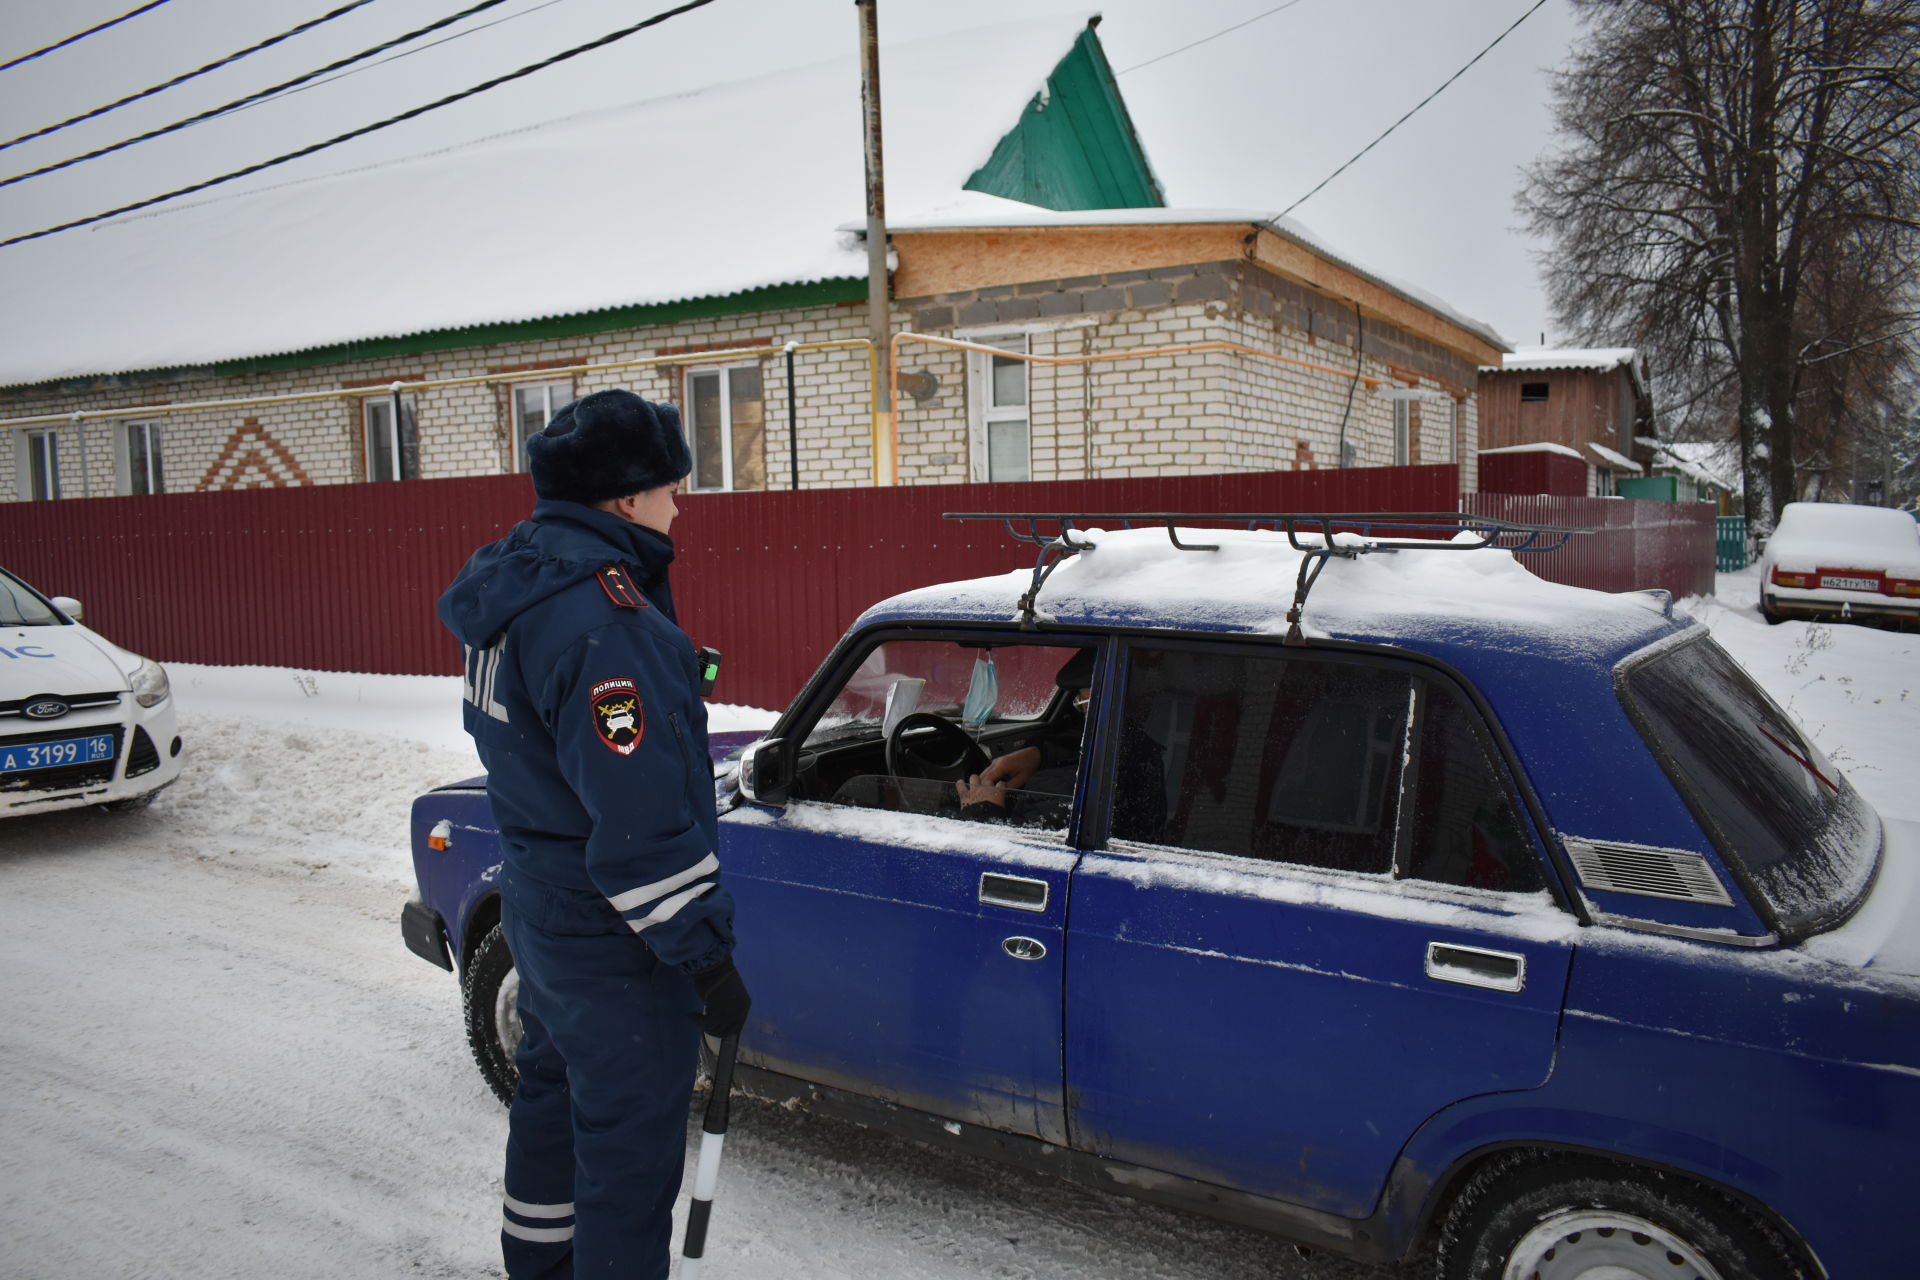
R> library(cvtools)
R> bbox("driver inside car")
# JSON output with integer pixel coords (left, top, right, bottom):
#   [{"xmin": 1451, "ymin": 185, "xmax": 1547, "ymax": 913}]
[{"xmin": 954, "ymin": 647, "xmax": 1095, "ymax": 820}]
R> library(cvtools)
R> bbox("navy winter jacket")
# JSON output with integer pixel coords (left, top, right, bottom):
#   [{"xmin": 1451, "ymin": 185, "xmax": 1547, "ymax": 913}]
[{"xmin": 438, "ymin": 499, "xmax": 733, "ymax": 973}]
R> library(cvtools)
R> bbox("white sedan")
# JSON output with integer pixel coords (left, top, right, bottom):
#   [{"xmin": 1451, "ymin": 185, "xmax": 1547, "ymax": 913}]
[
  {"xmin": 1760, "ymin": 501, "xmax": 1920, "ymax": 626},
  {"xmin": 1, "ymin": 566, "xmax": 184, "ymax": 817}
]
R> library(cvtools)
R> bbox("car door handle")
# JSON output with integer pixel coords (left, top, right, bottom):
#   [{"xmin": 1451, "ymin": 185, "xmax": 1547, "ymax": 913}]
[
  {"xmin": 1425, "ymin": 942, "xmax": 1526, "ymax": 993},
  {"xmin": 979, "ymin": 873, "xmax": 1049, "ymax": 913}
]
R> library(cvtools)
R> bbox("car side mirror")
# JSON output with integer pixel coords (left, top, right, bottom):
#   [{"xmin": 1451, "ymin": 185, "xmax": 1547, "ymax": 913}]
[
  {"xmin": 49, "ymin": 595, "xmax": 83, "ymax": 621},
  {"xmin": 738, "ymin": 737, "xmax": 792, "ymax": 807}
]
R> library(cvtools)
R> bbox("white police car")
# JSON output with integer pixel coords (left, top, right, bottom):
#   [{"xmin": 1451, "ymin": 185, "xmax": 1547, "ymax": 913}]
[{"xmin": 1, "ymin": 566, "xmax": 183, "ymax": 816}]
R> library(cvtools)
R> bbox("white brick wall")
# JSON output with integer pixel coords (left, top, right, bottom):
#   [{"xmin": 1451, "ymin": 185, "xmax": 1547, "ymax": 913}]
[{"xmin": 0, "ymin": 290, "xmax": 1480, "ymax": 500}]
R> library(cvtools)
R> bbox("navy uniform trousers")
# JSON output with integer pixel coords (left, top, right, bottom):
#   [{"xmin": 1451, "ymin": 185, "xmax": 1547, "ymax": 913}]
[{"xmin": 499, "ymin": 870, "xmax": 701, "ymax": 1280}]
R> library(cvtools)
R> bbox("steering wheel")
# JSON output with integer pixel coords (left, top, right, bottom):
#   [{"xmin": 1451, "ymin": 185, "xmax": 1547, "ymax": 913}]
[{"xmin": 886, "ymin": 712, "xmax": 990, "ymax": 783}]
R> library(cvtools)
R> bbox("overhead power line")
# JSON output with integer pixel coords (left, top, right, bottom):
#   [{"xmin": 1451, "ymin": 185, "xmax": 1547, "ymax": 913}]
[
  {"xmin": 1, "ymin": 0, "xmax": 382, "ymax": 154},
  {"xmin": 0, "ymin": 0, "xmax": 521, "ymax": 191},
  {"xmin": 1115, "ymin": 0, "xmax": 1315, "ymax": 77},
  {"xmin": 1275, "ymin": 0, "xmax": 1551, "ymax": 220},
  {"xmin": 0, "ymin": 0, "xmax": 723, "ymax": 249},
  {"xmin": 237, "ymin": 0, "xmax": 580, "ymax": 115},
  {"xmin": 0, "ymin": 1, "xmax": 176, "ymax": 75}
]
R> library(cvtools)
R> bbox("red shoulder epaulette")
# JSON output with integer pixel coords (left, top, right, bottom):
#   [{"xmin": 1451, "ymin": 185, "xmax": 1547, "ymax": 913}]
[{"xmin": 596, "ymin": 562, "xmax": 649, "ymax": 609}]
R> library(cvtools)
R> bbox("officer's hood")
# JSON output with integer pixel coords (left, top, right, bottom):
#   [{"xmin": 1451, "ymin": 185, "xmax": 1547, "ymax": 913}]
[{"xmin": 438, "ymin": 499, "xmax": 676, "ymax": 648}]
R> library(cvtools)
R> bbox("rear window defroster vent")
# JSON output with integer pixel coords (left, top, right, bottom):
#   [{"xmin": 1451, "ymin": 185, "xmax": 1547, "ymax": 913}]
[
  {"xmin": 1564, "ymin": 837, "xmax": 1734, "ymax": 905},
  {"xmin": 126, "ymin": 726, "xmax": 160, "ymax": 778}
]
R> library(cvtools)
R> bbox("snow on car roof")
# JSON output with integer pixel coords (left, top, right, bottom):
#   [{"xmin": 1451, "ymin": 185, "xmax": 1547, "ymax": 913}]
[
  {"xmin": 1766, "ymin": 503, "xmax": 1920, "ymax": 575},
  {"xmin": 860, "ymin": 525, "xmax": 1680, "ymax": 663}
]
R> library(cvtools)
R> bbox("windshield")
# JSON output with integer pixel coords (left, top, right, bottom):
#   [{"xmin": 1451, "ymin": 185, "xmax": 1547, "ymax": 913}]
[
  {"xmin": 1620, "ymin": 633, "xmax": 1880, "ymax": 935},
  {"xmin": 0, "ymin": 570, "xmax": 61, "ymax": 626},
  {"xmin": 805, "ymin": 640, "xmax": 1077, "ymax": 747}
]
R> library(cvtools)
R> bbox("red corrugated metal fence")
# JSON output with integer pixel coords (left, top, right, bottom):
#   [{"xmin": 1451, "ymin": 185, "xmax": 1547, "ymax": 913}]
[
  {"xmin": 0, "ymin": 465, "xmax": 1712, "ymax": 710},
  {"xmin": 1463, "ymin": 492, "xmax": 1717, "ymax": 600}
]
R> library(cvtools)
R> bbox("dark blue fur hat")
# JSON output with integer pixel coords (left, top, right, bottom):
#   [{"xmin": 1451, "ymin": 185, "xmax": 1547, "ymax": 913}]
[{"xmin": 526, "ymin": 389, "xmax": 691, "ymax": 504}]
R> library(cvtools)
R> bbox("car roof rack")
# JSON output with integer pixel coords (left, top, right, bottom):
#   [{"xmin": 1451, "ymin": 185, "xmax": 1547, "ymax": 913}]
[{"xmin": 943, "ymin": 511, "xmax": 1592, "ymax": 643}]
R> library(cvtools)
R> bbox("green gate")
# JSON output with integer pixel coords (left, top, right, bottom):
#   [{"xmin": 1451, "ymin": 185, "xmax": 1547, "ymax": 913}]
[{"xmin": 1716, "ymin": 516, "xmax": 1749, "ymax": 571}]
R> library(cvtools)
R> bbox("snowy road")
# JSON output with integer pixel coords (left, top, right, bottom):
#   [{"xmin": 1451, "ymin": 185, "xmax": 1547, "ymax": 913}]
[
  {"xmin": 1, "ymin": 569, "xmax": 1912, "ymax": 1279},
  {"xmin": 0, "ymin": 685, "xmax": 1395, "ymax": 1280}
]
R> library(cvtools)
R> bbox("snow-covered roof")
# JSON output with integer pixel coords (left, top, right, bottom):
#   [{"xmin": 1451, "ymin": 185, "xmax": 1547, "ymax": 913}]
[
  {"xmin": 0, "ymin": 14, "xmax": 1095, "ymax": 388},
  {"xmin": 1642, "ymin": 438, "xmax": 1739, "ymax": 492},
  {"xmin": 1486, "ymin": 345, "xmax": 1638, "ymax": 373},
  {"xmin": 1478, "ymin": 442, "xmax": 1585, "ymax": 461},
  {"xmin": 1588, "ymin": 442, "xmax": 1643, "ymax": 473},
  {"xmin": 1482, "ymin": 345, "xmax": 1648, "ymax": 398},
  {"xmin": 882, "ymin": 205, "xmax": 1508, "ymax": 353}
]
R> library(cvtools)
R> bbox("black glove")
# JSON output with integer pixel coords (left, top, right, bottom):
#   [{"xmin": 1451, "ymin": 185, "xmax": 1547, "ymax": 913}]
[{"xmin": 690, "ymin": 959, "xmax": 751, "ymax": 1038}]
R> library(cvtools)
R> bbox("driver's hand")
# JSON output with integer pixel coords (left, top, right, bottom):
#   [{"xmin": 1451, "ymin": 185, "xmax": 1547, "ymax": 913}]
[
  {"xmin": 979, "ymin": 746, "xmax": 1042, "ymax": 791},
  {"xmin": 955, "ymin": 774, "xmax": 1009, "ymax": 808}
]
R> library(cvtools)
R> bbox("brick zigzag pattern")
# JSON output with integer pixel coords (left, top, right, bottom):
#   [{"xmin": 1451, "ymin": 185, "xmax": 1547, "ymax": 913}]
[{"xmin": 197, "ymin": 417, "xmax": 311, "ymax": 491}]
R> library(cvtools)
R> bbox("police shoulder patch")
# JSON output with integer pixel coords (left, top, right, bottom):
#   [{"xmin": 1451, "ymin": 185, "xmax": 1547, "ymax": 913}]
[
  {"xmin": 589, "ymin": 677, "xmax": 644, "ymax": 756},
  {"xmin": 596, "ymin": 563, "xmax": 648, "ymax": 609}
]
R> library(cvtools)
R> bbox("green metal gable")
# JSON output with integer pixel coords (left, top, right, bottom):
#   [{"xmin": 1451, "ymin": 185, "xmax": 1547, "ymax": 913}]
[{"xmin": 964, "ymin": 25, "xmax": 1163, "ymax": 211}]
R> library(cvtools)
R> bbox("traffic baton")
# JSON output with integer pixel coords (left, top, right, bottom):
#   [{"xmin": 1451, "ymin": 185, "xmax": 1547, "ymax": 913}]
[{"xmin": 679, "ymin": 1032, "xmax": 739, "ymax": 1279}]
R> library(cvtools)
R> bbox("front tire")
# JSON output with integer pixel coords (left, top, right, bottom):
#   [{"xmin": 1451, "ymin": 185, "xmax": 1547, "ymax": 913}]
[
  {"xmin": 462, "ymin": 923, "xmax": 519, "ymax": 1106},
  {"xmin": 1437, "ymin": 1153, "xmax": 1804, "ymax": 1280}
]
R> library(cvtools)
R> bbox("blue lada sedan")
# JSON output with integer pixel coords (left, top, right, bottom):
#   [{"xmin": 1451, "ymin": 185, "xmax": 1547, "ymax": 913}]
[{"xmin": 404, "ymin": 516, "xmax": 1914, "ymax": 1280}]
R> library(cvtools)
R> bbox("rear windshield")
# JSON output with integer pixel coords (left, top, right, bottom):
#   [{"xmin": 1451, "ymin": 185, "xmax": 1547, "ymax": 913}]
[
  {"xmin": 0, "ymin": 571, "xmax": 61, "ymax": 626},
  {"xmin": 1619, "ymin": 633, "xmax": 1879, "ymax": 935}
]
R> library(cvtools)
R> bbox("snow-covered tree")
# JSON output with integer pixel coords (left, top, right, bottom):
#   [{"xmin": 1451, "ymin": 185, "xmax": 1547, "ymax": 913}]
[{"xmin": 1521, "ymin": 0, "xmax": 1920, "ymax": 532}]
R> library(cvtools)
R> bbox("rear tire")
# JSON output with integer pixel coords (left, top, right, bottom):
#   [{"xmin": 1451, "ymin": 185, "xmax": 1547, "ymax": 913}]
[
  {"xmin": 1761, "ymin": 595, "xmax": 1786, "ymax": 625},
  {"xmin": 462, "ymin": 924, "xmax": 519, "ymax": 1107},
  {"xmin": 1437, "ymin": 1152, "xmax": 1804, "ymax": 1280}
]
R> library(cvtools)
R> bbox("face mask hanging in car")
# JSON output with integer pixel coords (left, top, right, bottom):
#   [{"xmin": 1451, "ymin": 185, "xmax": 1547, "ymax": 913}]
[{"xmin": 961, "ymin": 651, "xmax": 999, "ymax": 729}]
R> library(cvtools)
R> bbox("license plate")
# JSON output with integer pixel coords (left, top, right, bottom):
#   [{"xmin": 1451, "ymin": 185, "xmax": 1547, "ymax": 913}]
[
  {"xmin": 1820, "ymin": 575, "xmax": 1878, "ymax": 591},
  {"xmin": 0, "ymin": 734, "xmax": 116, "ymax": 773}
]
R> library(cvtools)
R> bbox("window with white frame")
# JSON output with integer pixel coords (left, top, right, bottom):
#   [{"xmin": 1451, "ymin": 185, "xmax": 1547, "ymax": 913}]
[
  {"xmin": 22, "ymin": 428, "xmax": 61, "ymax": 500},
  {"xmin": 510, "ymin": 379, "xmax": 573, "ymax": 472},
  {"xmin": 967, "ymin": 334, "xmax": 1030, "ymax": 482},
  {"xmin": 1392, "ymin": 399, "xmax": 1411, "ymax": 466},
  {"xmin": 684, "ymin": 364, "xmax": 765, "ymax": 492},
  {"xmin": 363, "ymin": 395, "xmax": 419, "ymax": 482},
  {"xmin": 122, "ymin": 420, "xmax": 165, "ymax": 495}
]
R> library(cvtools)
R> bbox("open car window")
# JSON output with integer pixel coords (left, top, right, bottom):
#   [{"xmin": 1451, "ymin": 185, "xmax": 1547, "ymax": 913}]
[{"xmin": 790, "ymin": 637, "xmax": 1097, "ymax": 833}]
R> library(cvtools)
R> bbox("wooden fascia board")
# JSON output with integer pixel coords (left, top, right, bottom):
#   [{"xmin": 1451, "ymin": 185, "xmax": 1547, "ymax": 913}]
[
  {"xmin": 893, "ymin": 224, "xmax": 1251, "ymax": 300},
  {"xmin": 893, "ymin": 224, "xmax": 1502, "ymax": 370},
  {"xmin": 1250, "ymin": 228, "xmax": 1503, "ymax": 368}
]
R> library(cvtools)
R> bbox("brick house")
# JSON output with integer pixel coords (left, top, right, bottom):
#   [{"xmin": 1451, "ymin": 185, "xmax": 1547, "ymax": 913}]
[
  {"xmin": 2, "ymin": 16, "xmax": 1506, "ymax": 504},
  {"xmin": 1476, "ymin": 348, "xmax": 1652, "ymax": 496}
]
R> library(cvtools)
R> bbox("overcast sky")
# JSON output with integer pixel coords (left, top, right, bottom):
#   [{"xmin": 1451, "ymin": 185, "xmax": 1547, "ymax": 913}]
[{"xmin": 0, "ymin": 0, "xmax": 1584, "ymax": 350}]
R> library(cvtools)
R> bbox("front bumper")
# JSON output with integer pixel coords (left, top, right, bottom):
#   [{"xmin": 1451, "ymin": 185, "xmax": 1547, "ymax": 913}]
[{"xmin": 1, "ymin": 695, "xmax": 185, "ymax": 816}]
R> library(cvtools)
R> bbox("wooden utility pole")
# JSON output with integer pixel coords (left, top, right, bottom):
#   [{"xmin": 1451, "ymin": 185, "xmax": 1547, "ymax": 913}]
[{"xmin": 856, "ymin": 0, "xmax": 893, "ymax": 485}]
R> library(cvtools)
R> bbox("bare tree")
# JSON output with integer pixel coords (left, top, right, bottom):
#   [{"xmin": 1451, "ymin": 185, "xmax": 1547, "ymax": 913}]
[{"xmin": 1521, "ymin": 0, "xmax": 1920, "ymax": 530}]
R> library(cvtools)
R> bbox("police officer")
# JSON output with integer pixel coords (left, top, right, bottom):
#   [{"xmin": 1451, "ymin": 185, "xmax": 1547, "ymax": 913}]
[{"xmin": 438, "ymin": 388, "xmax": 750, "ymax": 1280}]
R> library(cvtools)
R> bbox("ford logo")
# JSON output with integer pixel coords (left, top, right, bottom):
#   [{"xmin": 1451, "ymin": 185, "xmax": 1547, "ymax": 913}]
[{"xmin": 23, "ymin": 698, "xmax": 69, "ymax": 720}]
